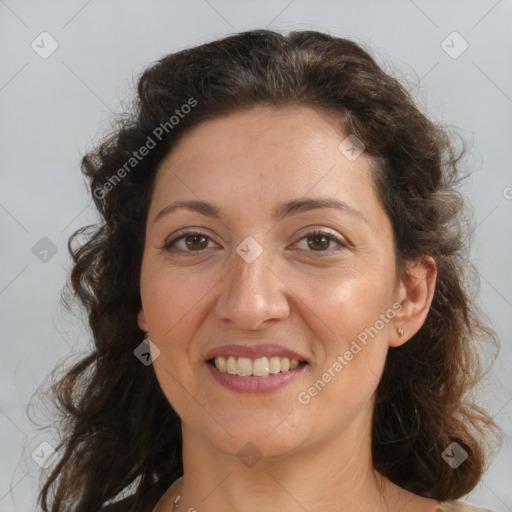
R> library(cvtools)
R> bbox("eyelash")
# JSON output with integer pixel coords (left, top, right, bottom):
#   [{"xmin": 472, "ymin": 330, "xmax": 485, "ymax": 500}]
[{"xmin": 161, "ymin": 229, "xmax": 347, "ymax": 256}]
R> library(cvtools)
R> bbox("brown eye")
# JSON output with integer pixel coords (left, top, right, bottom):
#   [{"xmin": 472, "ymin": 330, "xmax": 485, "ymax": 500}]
[
  {"xmin": 163, "ymin": 231, "xmax": 214, "ymax": 253},
  {"xmin": 307, "ymin": 233, "xmax": 332, "ymax": 251},
  {"xmin": 183, "ymin": 234, "xmax": 209, "ymax": 251},
  {"xmin": 295, "ymin": 229, "xmax": 346, "ymax": 255}
]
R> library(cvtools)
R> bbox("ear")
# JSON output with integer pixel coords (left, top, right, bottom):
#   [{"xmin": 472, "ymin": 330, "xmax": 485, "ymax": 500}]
[
  {"xmin": 389, "ymin": 256, "xmax": 437, "ymax": 348},
  {"xmin": 137, "ymin": 307, "xmax": 148, "ymax": 333}
]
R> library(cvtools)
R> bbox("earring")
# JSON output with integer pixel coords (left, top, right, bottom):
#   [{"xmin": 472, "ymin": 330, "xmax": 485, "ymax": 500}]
[
  {"xmin": 397, "ymin": 327, "xmax": 404, "ymax": 336},
  {"xmin": 144, "ymin": 331, "xmax": 151, "ymax": 342}
]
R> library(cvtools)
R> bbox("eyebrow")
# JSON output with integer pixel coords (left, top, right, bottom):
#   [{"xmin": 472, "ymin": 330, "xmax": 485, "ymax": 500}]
[{"xmin": 153, "ymin": 197, "xmax": 368, "ymax": 225}]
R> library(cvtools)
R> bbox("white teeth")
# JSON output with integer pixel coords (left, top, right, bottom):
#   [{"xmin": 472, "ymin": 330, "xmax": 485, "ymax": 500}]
[
  {"xmin": 226, "ymin": 356, "xmax": 237, "ymax": 375},
  {"xmin": 213, "ymin": 356, "xmax": 303, "ymax": 377},
  {"xmin": 253, "ymin": 357, "xmax": 270, "ymax": 377},
  {"xmin": 217, "ymin": 356, "xmax": 227, "ymax": 373},
  {"xmin": 237, "ymin": 357, "xmax": 253, "ymax": 377},
  {"xmin": 269, "ymin": 356, "xmax": 281, "ymax": 374}
]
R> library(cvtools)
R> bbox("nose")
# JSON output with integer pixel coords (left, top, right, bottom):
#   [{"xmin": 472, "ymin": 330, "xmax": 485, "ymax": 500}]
[{"xmin": 214, "ymin": 245, "xmax": 290, "ymax": 330}]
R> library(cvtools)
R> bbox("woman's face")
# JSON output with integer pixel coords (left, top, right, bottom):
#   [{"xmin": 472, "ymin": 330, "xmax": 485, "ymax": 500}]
[{"xmin": 138, "ymin": 105, "xmax": 415, "ymax": 458}]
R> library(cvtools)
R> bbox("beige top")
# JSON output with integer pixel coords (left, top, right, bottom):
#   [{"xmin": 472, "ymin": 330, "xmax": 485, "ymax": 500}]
[
  {"xmin": 101, "ymin": 484, "xmax": 496, "ymax": 512},
  {"xmin": 149, "ymin": 500, "xmax": 495, "ymax": 512},
  {"xmin": 150, "ymin": 500, "xmax": 495, "ymax": 512},
  {"xmin": 435, "ymin": 501, "xmax": 495, "ymax": 511}
]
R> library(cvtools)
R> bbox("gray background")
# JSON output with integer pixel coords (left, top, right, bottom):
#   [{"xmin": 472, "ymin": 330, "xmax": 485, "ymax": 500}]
[{"xmin": 1, "ymin": 0, "xmax": 511, "ymax": 510}]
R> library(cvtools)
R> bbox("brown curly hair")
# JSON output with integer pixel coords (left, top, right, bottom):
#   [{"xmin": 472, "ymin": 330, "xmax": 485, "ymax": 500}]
[{"xmin": 36, "ymin": 29, "xmax": 500, "ymax": 512}]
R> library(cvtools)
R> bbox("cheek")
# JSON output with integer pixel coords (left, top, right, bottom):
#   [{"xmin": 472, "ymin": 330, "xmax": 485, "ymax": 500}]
[
  {"xmin": 139, "ymin": 263, "xmax": 212, "ymax": 397},
  {"xmin": 295, "ymin": 262, "xmax": 395, "ymax": 341},
  {"xmin": 140, "ymin": 261, "xmax": 215, "ymax": 339},
  {"xmin": 293, "ymin": 265, "xmax": 394, "ymax": 402},
  {"xmin": 141, "ymin": 266, "xmax": 209, "ymax": 408},
  {"xmin": 296, "ymin": 277, "xmax": 392, "ymax": 427},
  {"xmin": 327, "ymin": 281, "xmax": 393, "ymax": 340}
]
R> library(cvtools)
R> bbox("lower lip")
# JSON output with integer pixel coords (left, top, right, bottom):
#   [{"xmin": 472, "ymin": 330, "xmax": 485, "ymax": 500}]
[{"xmin": 205, "ymin": 361, "xmax": 308, "ymax": 394}]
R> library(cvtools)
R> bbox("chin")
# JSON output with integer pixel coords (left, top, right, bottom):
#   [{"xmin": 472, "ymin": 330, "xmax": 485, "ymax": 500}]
[{"xmin": 203, "ymin": 411, "xmax": 312, "ymax": 461}]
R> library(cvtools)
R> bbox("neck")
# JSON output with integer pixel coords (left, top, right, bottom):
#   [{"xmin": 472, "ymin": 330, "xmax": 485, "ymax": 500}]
[{"xmin": 175, "ymin": 413, "xmax": 400, "ymax": 512}]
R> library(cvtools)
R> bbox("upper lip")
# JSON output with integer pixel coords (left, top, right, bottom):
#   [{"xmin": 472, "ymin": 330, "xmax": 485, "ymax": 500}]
[{"xmin": 204, "ymin": 343, "xmax": 309, "ymax": 363}]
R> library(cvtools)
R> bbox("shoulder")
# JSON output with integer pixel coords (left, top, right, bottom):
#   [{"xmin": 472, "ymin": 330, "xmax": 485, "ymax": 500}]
[
  {"xmin": 100, "ymin": 496, "xmax": 134, "ymax": 511},
  {"xmin": 99, "ymin": 483, "xmax": 168, "ymax": 512},
  {"xmin": 99, "ymin": 495, "xmax": 137, "ymax": 512},
  {"xmin": 435, "ymin": 500, "xmax": 496, "ymax": 512}
]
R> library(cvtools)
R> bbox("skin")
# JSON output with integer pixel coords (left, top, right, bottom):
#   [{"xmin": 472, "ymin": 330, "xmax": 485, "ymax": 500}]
[{"xmin": 137, "ymin": 105, "xmax": 438, "ymax": 512}]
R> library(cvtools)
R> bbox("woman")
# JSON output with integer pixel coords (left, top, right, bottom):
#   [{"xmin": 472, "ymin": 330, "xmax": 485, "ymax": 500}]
[{"xmin": 37, "ymin": 29, "xmax": 500, "ymax": 512}]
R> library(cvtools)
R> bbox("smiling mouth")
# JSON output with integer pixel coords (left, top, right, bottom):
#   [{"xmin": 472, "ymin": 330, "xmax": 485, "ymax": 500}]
[{"xmin": 208, "ymin": 356, "xmax": 308, "ymax": 377}]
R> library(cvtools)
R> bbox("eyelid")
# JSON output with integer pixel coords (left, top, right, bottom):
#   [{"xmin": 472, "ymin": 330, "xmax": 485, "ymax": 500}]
[{"xmin": 295, "ymin": 225, "xmax": 342, "ymax": 240}]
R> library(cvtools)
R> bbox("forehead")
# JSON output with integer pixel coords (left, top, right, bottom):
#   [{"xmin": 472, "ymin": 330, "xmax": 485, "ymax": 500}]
[
  {"xmin": 163, "ymin": 105, "xmax": 346, "ymax": 173},
  {"xmin": 149, "ymin": 105, "xmax": 388, "ymax": 233}
]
